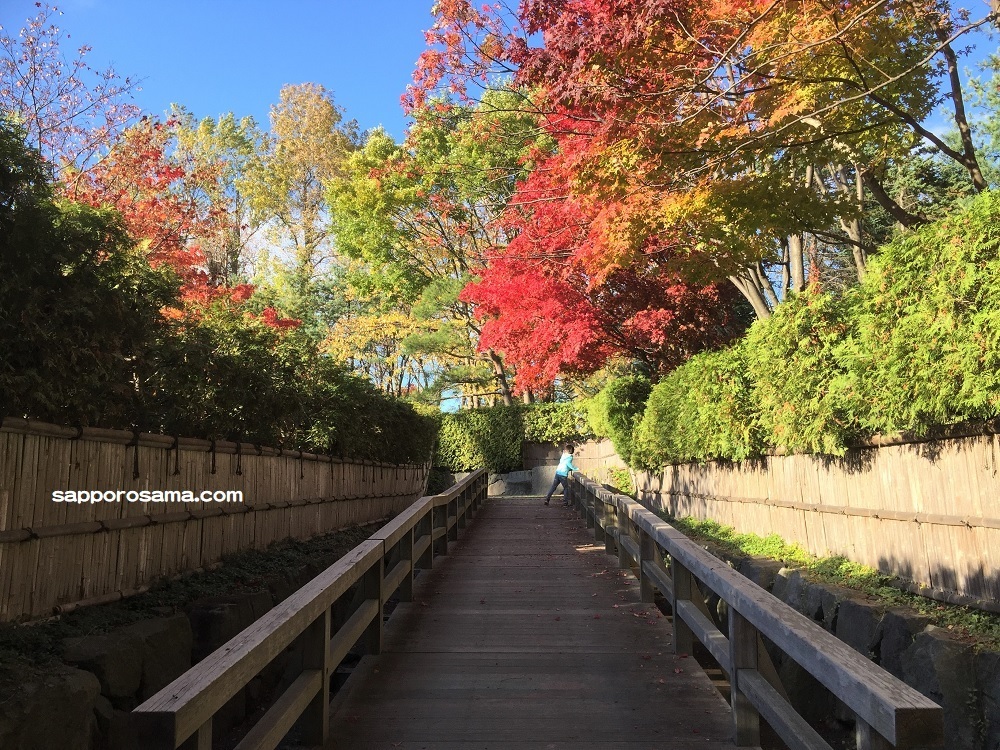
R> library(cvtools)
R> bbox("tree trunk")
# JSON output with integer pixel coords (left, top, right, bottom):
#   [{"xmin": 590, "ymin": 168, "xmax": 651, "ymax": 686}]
[
  {"xmin": 728, "ymin": 271, "xmax": 772, "ymax": 320},
  {"xmin": 788, "ymin": 234, "xmax": 806, "ymax": 293},
  {"xmin": 933, "ymin": 33, "xmax": 988, "ymax": 191},
  {"xmin": 486, "ymin": 349, "xmax": 515, "ymax": 406}
]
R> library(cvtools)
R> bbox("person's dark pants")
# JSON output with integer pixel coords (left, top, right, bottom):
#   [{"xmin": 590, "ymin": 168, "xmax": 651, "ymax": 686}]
[{"xmin": 544, "ymin": 473, "xmax": 569, "ymax": 504}]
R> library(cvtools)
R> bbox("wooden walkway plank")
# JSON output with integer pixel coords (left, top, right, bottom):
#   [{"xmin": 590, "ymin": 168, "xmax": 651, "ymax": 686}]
[{"xmin": 326, "ymin": 496, "xmax": 738, "ymax": 749}]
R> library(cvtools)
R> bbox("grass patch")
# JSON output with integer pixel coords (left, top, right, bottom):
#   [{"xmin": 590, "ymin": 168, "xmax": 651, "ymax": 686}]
[{"xmin": 670, "ymin": 515, "xmax": 1000, "ymax": 650}]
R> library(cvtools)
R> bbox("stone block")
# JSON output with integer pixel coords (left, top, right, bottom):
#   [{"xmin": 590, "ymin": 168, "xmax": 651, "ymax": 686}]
[
  {"xmin": 62, "ymin": 631, "xmax": 144, "ymax": 708},
  {"xmin": 122, "ymin": 614, "xmax": 194, "ymax": 701},
  {"xmin": 873, "ymin": 608, "xmax": 930, "ymax": 679},
  {"xmin": 902, "ymin": 626, "xmax": 977, "ymax": 750},
  {"xmin": 835, "ymin": 597, "xmax": 884, "ymax": 659},
  {"xmin": 0, "ymin": 665, "xmax": 100, "ymax": 750},
  {"xmin": 976, "ymin": 649, "xmax": 1000, "ymax": 750},
  {"xmin": 737, "ymin": 557, "xmax": 784, "ymax": 591}
]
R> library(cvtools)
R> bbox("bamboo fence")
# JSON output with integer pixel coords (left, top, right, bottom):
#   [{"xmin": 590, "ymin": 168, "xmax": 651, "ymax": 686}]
[
  {"xmin": 574, "ymin": 434, "xmax": 1000, "ymax": 608},
  {"xmin": 0, "ymin": 418, "xmax": 430, "ymax": 622}
]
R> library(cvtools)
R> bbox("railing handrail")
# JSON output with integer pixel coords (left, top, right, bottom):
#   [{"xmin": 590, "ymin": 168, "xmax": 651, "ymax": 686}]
[
  {"xmin": 571, "ymin": 473, "xmax": 943, "ymax": 750},
  {"xmin": 125, "ymin": 468, "xmax": 487, "ymax": 750}
]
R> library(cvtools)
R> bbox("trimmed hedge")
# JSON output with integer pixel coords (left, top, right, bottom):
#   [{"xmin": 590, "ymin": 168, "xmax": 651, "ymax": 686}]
[
  {"xmin": 622, "ymin": 189, "xmax": 1000, "ymax": 467},
  {"xmin": 633, "ymin": 345, "xmax": 761, "ymax": 468},
  {"xmin": 435, "ymin": 402, "xmax": 593, "ymax": 472},
  {"xmin": 587, "ymin": 375, "xmax": 651, "ymax": 465}
]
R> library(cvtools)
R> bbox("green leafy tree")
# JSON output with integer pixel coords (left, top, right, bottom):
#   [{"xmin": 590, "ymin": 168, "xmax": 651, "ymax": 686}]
[
  {"xmin": 0, "ymin": 121, "xmax": 177, "ymax": 426},
  {"xmin": 329, "ymin": 89, "xmax": 549, "ymax": 404}
]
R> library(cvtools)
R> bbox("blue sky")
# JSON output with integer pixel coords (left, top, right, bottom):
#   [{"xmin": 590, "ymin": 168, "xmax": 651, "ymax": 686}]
[
  {"xmin": 0, "ymin": 1, "xmax": 437, "ymax": 140},
  {"xmin": 3, "ymin": 1, "xmax": 997, "ymax": 141}
]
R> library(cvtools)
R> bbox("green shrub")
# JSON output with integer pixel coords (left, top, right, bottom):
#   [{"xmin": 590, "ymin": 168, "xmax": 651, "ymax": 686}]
[
  {"xmin": 849, "ymin": 189, "xmax": 1000, "ymax": 433},
  {"xmin": 522, "ymin": 401, "xmax": 593, "ymax": 444},
  {"xmin": 435, "ymin": 401, "xmax": 594, "ymax": 472},
  {"xmin": 436, "ymin": 405, "xmax": 525, "ymax": 472},
  {"xmin": 587, "ymin": 375, "xmax": 651, "ymax": 464},
  {"xmin": 744, "ymin": 289, "xmax": 858, "ymax": 455},
  {"xmin": 632, "ymin": 345, "xmax": 761, "ymax": 468},
  {"xmin": 0, "ymin": 122, "xmax": 436, "ymax": 465}
]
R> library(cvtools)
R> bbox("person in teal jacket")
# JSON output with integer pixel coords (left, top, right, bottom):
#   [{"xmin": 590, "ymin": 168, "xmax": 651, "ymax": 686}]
[{"xmin": 544, "ymin": 444, "xmax": 578, "ymax": 506}]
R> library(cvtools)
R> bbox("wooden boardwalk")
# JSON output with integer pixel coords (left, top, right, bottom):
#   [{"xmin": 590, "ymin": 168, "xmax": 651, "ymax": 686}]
[{"xmin": 326, "ymin": 495, "xmax": 737, "ymax": 749}]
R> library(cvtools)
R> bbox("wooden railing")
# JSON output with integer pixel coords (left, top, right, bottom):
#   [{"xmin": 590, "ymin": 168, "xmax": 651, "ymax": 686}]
[
  {"xmin": 570, "ymin": 473, "xmax": 944, "ymax": 750},
  {"xmin": 122, "ymin": 469, "xmax": 487, "ymax": 750}
]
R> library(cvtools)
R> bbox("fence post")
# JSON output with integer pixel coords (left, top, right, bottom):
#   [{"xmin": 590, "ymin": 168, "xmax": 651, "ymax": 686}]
[
  {"xmin": 670, "ymin": 558, "xmax": 695, "ymax": 655},
  {"xmin": 729, "ymin": 610, "xmax": 761, "ymax": 746},
  {"xmin": 361, "ymin": 557, "xmax": 384, "ymax": 656},
  {"xmin": 301, "ymin": 608, "xmax": 332, "ymax": 746},
  {"xmin": 585, "ymin": 484, "xmax": 595, "ymax": 527}
]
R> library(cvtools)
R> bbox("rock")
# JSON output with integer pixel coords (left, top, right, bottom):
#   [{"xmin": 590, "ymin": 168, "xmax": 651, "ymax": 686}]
[
  {"xmin": 976, "ymin": 649, "xmax": 1000, "ymax": 750},
  {"xmin": 902, "ymin": 625, "xmax": 977, "ymax": 750},
  {"xmin": 778, "ymin": 657, "xmax": 835, "ymax": 723},
  {"xmin": 187, "ymin": 590, "xmax": 273, "ymax": 662},
  {"xmin": 90, "ymin": 695, "xmax": 115, "ymax": 750},
  {"xmin": 62, "ymin": 631, "xmax": 144, "ymax": 708},
  {"xmin": 795, "ymin": 582, "xmax": 827, "ymax": 622},
  {"xmin": 0, "ymin": 665, "xmax": 100, "ymax": 750},
  {"xmin": 818, "ymin": 585, "xmax": 853, "ymax": 632},
  {"xmin": 737, "ymin": 557, "xmax": 784, "ymax": 591},
  {"xmin": 873, "ymin": 608, "xmax": 930, "ymax": 679},
  {"xmin": 122, "ymin": 615, "xmax": 194, "ymax": 700},
  {"xmin": 835, "ymin": 598, "xmax": 884, "ymax": 659},
  {"xmin": 772, "ymin": 567, "xmax": 797, "ymax": 602}
]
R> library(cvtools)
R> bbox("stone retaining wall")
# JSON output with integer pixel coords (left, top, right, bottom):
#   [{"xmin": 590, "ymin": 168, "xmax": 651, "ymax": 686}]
[{"xmin": 705, "ymin": 545, "xmax": 999, "ymax": 750}]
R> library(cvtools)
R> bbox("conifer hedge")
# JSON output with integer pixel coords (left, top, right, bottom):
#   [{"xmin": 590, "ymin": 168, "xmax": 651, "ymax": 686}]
[{"xmin": 623, "ymin": 189, "xmax": 1000, "ymax": 468}]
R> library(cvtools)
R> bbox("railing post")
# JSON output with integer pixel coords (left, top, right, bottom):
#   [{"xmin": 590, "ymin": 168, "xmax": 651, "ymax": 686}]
[
  {"xmin": 457, "ymin": 486, "xmax": 468, "ymax": 531},
  {"xmin": 416, "ymin": 508, "xmax": 433, "ymax": 570},
  {"xmin": 593, "ymin": 489, "xmax": 606, "ymax": 543},
  {"xmin": 300, "ymin": 608, "xmax": 332, "ymax": 746},
  {"xmin": 361, "ymin": 557, "xmax": 384, "ymax": 655},
  {"xmin": 433, "ymin": 501, "xmax": 448, "ymax": 557},
  {"xmin": 585, "ymin": 484, "xmax": 595, "ymax": 527},
  {"xmin": 617, "ymin": 501, "xmax": 630, "ymax": 569},
  {"xmin": 400, "ymin": 528, "xmax": 415, "ymax": 601},
  {"xmin": 856, "ymin": 716, "xmax": 893, "ymax": 750},
  {"xmin": 178, "ymin": 719, "xmax": 211, "ymax": 750},
  {"xmin": 603, "ymin": 493, "xmax": 616, "ymax": 556},
  {"xmin": 447, "ymin": 495, "xmax": 459, "ymax": 542},
  {"xmin": 639, "ymin": 529, "xmax": 659, "ymax": 603},
  {"xmin": 670, "ymin": 557, "xmax": 695, "ymax": 655},
  {"xmin": 729, "ymin": 611, "xmax": 761, "ymax": 747}
]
